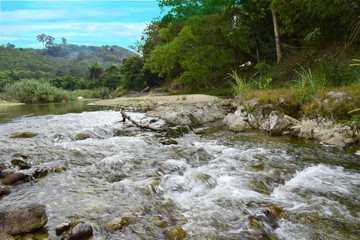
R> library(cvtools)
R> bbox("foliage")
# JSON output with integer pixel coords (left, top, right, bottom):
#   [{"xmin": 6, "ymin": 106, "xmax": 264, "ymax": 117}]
[
  {"xmin": 3, "ymin": 79, "xmax": 70, "ymax": 103},
  {"xmin": 121, "ymin": 56, "xmax": 146, "ymax": 91}
]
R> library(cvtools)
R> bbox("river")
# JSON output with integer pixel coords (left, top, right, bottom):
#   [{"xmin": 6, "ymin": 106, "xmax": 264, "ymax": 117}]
[{"xmin": 0, "ymin": 101, "xmax": 359, "ymax": 239}]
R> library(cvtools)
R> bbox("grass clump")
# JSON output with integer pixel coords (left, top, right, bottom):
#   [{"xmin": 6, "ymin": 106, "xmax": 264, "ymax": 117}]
[{"xmin": 4, "ymin": 79, "xmax": 72, "ymax": 104}]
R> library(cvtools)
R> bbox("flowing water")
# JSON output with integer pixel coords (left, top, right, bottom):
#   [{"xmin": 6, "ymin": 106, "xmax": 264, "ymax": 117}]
[{"xmin": 0, "ymin": 102, "xmax": 360, "ymax": 239}]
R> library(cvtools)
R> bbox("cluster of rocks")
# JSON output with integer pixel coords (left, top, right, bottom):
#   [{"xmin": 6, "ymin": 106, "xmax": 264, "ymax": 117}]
[
  {"xmin": 142, "ymin": 95, "xmax": 359, "ymax": 148},
  {"xmin": 222, "ymin": 98, "xmax": 359, "ymax": 148},
  {"xmin": 55, "ymin": 220, "xmax": 93, "ymax": 240}
]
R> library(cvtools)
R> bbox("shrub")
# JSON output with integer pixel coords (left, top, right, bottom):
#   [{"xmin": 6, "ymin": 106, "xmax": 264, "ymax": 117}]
[{"xmin": 4, "ymin": 79, "xmax": 70, "ymax": 103}]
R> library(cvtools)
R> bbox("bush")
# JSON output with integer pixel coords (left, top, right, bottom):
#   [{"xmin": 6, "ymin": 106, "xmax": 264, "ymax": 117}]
[{"xmin": 4, "ymin": 79, "xmax": 71, "ymax": 103}]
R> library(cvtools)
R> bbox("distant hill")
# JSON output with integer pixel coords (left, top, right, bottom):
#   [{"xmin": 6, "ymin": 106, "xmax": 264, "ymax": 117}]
[{"xmin": 0, "ymin": 44, "xmax": 137, "ymax": 77}]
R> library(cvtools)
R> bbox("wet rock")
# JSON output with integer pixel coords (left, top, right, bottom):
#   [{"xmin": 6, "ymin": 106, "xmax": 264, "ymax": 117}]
[
  {"xmin": 52, "ymin": 166, "xmax": 67, "ymax": 173},
  {"xmin": 2, "ymin": 172, "xmax": 28, "ymax": 185},
  {"xmin": 10, "ymin": 132, "xmax": 38, "ymax": 138},
  {"xmin": 69, "ymin": 219, "xmax": 85, "ymax": 228},
  {"xmin": 0, "ymin": 203, "xmax": 48, "ymax": 235},
  {"xmin": 55, "ymin": 222, "xmax": 70, "ymax": 235},
  {"xmin": 11, "ymin": 159, "xmax": 31, "ymax": 170},
  {"xmin": 0, "ymin": 233, "xmax": 15, "ymax": 240},
  {"xmin": 105, "ymin": 217, "xmax": 129, "ymax": 233},
  {"xmin": 0, "ymin": 163, "xmax": 6, "ymax": 170},
  {"xmin": 160, "ymin": 139, "xmax": 179, "ymax": 145},
  {"xmin": 76, "ymin": 133, "xmax": 92, "ymax": 140},
  {"xmin": 12, "ymin": 153, "xmax": 29, "ymax": 159},
  {"xmin": 32, "ymin": 169, "xmax": 49, "ymax": 179},
  {"xmin": 69, "ymin": 223, "xmax": 93, "ymax": 240},
  {"xmin": 165, "ymin": 226, "xmax": 188, "ymax": 240},
  {"xmin": 107, "ymin": 174, "xmax": 127, "ymax": 183},
  {"xmin": 0, "ymin": 170, "xmax": 12, "ymax": 179},
  {"xmin": 0, "ymin": 185, "xmax": 12, "ymax": 196}
]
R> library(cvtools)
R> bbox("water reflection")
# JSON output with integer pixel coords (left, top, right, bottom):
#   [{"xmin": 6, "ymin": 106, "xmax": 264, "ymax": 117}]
[{"xmin": 0, "ymin": 101, "xmax": 102, "ymax": 123}]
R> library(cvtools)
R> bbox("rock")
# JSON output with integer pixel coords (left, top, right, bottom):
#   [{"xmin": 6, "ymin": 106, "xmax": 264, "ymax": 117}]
[
  {"xmin": 0, "ymin": 203, "xmax": 48, "ymax": 235},
  {"xmin": 223, "ymin": 113, "xmax": 251, "ymax": 132},
  {"xmin": 0, "ymin": 170, "xmax": 12, "ymax": 179},
  {"xmin": 12, "ymin": 153, "xmax": 29, "ymax": 159},
  {"xmin": 248, "ymin": 104, "xmax": 275, "ymax": 129},
  {"xmin": 69, "ymin": 219, "xmax": 85, "ymax": 228},
  {"xmin": 0, "ymin": 163, "xmax": 6, "ymax": 170},
  {"xmin": 0, "ymin": 185, "xmax": 12, "ymax": 196},
  {"xmin": 2, "ymin": 172, "xmax": 28, "ymax": 185},
  {"xmin": 247, "ymin": 99, "xmax": 260, "ymax": 109},
  {"xmin": 0, "ymin": 233, "xmax": 15, "ymax": 240},
  {"xmin": 235, "ymin": 105, "xmax": 248, "ymax": 117},
  {"xmin": 11, "ymin": 159, "xmax": 31, "ymax": 170},
  {"xmin": 10, "ymin": 132, "xmax": 38, "ymax": 138},
  {"xmin": 268, "ymin": 111, "xmax": 291, "ymax": 135},
  {"xmin": 78, "ymin": 96, "xmax": 84, "ymax": 100},
  {"xmin": 55, "ymin": 222, "xmax": 70, "ymax": 235},
  {"xmin": 76, "ymin": 133, "xmax": 91, "ymax": 140},
  {"xmin": 105, "ymin": 217, "xmax": 129, "ymax": 233},
  {"xmin": 69, "ymin": 223, "xmax": 93, "ymax": 240},
  {"xmin": 327, "ymin": 91, "xmax": 352, "ymax": 103},
  {"xmin": 165, "ymin": 226, "xmax": 188, "ymax": 240},
  {"xmin": 32, "ymin": 169, "xmax": 49, "ymax": 179}
]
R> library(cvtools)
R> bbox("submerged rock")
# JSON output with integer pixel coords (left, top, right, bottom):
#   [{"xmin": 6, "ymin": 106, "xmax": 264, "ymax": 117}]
[
  {"xmin": 104, "ymin": 217, "xmax": 129, "ymax": 233},
  {"xmin": 0, "ymin": 185, "xmax": 12, "ymax": 196},
  {"xmin": 0, "ymin": 163, "xmax": 7, "ymax": 170},
  {"xmin": 11, "ymin": 159, "xmax": 31, "ymax": 170},
  {"xmin": 0, "ymin": 203, "xmax": 48, "ymax": 235},
  {"xmin": 32, "ymin": 169, "xmax": 49, "ymax": 179},
  {"xmin": 165, "ymin": 226, "xmax": 188, "ymax": 240},
  {"xmin": 2, "ymin": 172, "xmax": 28, "ymax": 185},
  {"xmin": 10, "ymin": 132, "xmax": 38, "ymax": 138},
  {"xmin": 69, "ymin": 223, "xmax": 93, "ymax": 240}
]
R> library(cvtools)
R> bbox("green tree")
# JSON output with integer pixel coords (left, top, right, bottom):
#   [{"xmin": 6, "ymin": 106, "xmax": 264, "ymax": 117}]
[
  {"xmin": 121, "ymin": 56, "xmax": 145, "ymax": 91},
  {"xmin": 88, "ymin": 62, "xmax": 104, "ymax": 87},
  {"xmin": 100, "ymin": 65, "xmax": 122, "ymax": 90},
  {"xmin": 6, "ymin": 43, "xmax": 15, "ymax": 49}
]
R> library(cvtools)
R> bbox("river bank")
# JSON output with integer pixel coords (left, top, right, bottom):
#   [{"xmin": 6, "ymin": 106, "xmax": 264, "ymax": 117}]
[{"xmin": 95, "ymin": 92, "xmax": 360, "ymax": 149}]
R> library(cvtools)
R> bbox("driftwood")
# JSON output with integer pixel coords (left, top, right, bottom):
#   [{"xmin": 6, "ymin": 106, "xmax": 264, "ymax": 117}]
[{"xmin": 121, "ymin": 110, "xmax": 164, "ymax": 132}]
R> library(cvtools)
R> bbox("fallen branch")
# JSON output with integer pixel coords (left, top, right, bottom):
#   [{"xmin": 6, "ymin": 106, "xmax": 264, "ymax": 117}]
[{"xmin": 121, "ymin": 110, "xmax": 164, "ymax": 132}]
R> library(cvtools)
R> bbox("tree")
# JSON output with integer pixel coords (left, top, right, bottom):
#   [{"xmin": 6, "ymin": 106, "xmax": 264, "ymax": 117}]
[
  {"xmin": 88, "ymin": 63, "xmax": 104, "ymax": 87},
  {"xmin": 62, "ymin": 37, "xmax": 67, "ymax": 45},
  {"xmin": 6, "ymin": 43, "xmax": 15, "ymax": 49},
  {"xmin": 45, "ymin": 35, "xmax": 55, "ymax": 48},
  {"xmin": 121, "ymin": 56, "xmax": 145, "ymax": 91},
  {"xmin": 36, "ymin": 33, "xmax": 47, "ymax": 48}
]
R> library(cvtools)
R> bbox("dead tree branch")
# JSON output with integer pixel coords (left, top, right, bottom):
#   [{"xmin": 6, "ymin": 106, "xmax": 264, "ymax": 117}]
[{"xmin": 120, "ymin": 110, "xmax": 164, "ymax": 132}]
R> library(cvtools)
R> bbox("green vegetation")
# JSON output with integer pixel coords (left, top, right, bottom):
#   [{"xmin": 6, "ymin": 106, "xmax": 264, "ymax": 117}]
[
  {"xmin": 1, "ymin": 0, "xmax": 360, "ymax": 116},
  {"xmin": 3, "ymin": 79, "xmax": 72, "ymax": 104}
]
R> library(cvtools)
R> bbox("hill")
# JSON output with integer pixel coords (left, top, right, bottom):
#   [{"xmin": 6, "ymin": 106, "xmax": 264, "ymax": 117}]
[{"xmin": 0, "ymin": 44, "xmax": 137, "ymax": 78}]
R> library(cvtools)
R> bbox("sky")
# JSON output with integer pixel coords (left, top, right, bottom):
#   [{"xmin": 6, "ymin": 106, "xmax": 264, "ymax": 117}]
[{"xmin": 0, "ymin": 0, "xmax": 163, "ymax": 50}]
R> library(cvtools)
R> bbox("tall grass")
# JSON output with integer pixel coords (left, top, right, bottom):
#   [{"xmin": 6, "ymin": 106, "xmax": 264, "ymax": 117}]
[
  {"xmin": 229, "ymin": 70, "xmax": 252, "ymax": 99},
  {"xmin": 294, "ymin": 66, "xmax": 326, "ymax": 101},
  {"xmin": 4, "ymin": 79, "xmax": 72, "ymax": 104}
]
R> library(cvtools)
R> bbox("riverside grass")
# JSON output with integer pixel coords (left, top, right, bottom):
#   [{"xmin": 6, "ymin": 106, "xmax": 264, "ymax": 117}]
[{"xmin": 229, "ymin": 67, "xmax": 360, "ymax": 122}]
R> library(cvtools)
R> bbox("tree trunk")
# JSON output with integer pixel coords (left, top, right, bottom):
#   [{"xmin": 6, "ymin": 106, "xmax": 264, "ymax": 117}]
[
  {"xmin": 253, "ymin": 34, "xmax": 261, "ymax": 64},
  {"xmin": 271, "ymin": 9, "xmax": 282, "ymax": 63}
]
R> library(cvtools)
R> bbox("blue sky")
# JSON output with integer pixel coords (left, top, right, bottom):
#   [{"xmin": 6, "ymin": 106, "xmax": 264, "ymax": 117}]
[{"xmin": 0, "ymin": 0, "xmax": 162, "ymax": 49}]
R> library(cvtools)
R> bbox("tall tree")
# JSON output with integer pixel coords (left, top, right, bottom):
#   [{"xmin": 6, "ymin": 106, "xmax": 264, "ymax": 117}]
[
  {"xmin": 45, "ymin": 35, "xmax": 55, "ymax": 48},
  {"xmin": 36, "ymin": 33, "xmax": 47, "ymax": 48},
  {"xmin": 62, "ymin": 37, "xmax": 67, "ymax": 46}
]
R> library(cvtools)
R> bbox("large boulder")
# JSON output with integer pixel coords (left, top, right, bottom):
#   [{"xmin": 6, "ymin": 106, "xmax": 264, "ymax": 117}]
[
  {"xmin": 0, "ymin": 203, "xmax": 48, "ymax": 235},
  {"xmin": 2, "ymin": 172, "xmax": 28, "ymax": 185}
]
